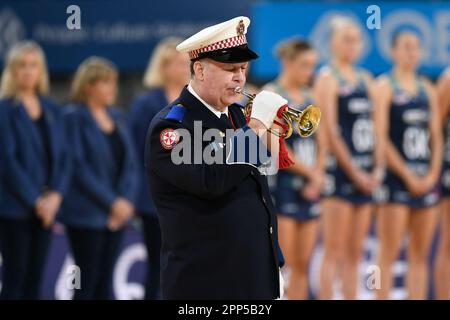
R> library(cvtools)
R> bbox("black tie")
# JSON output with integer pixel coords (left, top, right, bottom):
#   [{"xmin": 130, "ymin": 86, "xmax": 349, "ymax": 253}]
[{"xmin": 220, "ymin": 113, "xmax": 230, "ymax": 127}]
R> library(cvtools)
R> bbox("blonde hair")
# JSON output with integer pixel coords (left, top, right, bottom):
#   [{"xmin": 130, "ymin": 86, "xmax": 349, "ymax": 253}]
[
  {"xmin": 71, "ymin": 56, "xmax": 118, "ymax": 103},
  {"xmin": 0, "ymin": 40, "xmax": 50, "ymax": 98},
  {"xmin": 142, "ymin": 37, "xmax": 183, "ymax": 89},
  {"xmin": 330, "ymin": 16, "xmax": 360, "ymax": 38}
]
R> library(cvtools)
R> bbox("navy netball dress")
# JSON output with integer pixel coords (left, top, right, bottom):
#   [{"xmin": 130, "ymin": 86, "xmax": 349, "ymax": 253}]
[
  {"xmin": 382, "ymin": 74, "xmax": 440, "ymax": 208},
  {"xmin": 323, "ymin": 65, "xmax": 375, "ymax": 204}
]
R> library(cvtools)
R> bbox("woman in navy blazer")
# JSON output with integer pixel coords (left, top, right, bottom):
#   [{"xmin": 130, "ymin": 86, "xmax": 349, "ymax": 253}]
[
  {"xmin": 0, "ymin": 41, "xmax": 70, "ymax": 299},
  {"xmin": 60, "ymin": 57, "xmax": 138, "ymax": 300},
  {"xmin": 128, "ymin": 37, "xmax": 190, "ymax": 299}
]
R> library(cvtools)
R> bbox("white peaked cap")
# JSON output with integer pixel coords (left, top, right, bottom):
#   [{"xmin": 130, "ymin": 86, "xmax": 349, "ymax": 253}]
[{"xmin": 176, "ymin": 16, "xmax": 258, "ymax": 63}]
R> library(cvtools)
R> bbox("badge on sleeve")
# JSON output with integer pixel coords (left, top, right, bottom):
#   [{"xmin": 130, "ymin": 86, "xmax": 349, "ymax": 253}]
[{"xmin": 160, "ymin": 128, "xmax": 180, "ymax": 150}]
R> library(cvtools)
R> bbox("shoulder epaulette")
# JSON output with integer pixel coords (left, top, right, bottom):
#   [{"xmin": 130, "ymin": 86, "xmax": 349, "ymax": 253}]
[{"xmin": 164, "ymin": 104, "xmax": 186, "ymax": 123}]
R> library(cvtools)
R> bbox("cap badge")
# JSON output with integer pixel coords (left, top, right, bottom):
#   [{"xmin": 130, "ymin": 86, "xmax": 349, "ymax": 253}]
[{"xmin": 236, "ymin": 19, "xmax": 245, "ymax": 36}]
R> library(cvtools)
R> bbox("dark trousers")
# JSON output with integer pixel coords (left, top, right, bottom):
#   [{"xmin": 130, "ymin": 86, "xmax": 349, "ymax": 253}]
[
  {"xmin": 0, "ymin": 215, "xmax": 52, "ymax": 300},
  {"xmin": 141, "ymin": 215, "xmax": 161, "ymax": 300},
  {"xmin": 66, "ymin": 226, "xmax": 123, "ymax": 300}
]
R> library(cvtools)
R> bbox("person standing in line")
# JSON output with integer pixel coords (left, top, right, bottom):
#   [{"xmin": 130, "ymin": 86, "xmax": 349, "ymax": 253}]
[
  {"xmin": 0, "ymin": 41, "xmax": 70, "ymax": 299},
  {"xmin": 374, "ymin": 31, "xmax": 442, "ymax": 300},
  {"xmin": 60, "ymin": 57, "xmax": 138, "ymax": 300},
  {"xmin": 433, "ymin": 67, "xmax": 450, "ymax": 300},
  {"xmin": 314, "ymin": 17, "xmax": 383, "ymax": 300},
  {"xmin": 128, "ymin": 37, "xmax": 190, "ymax": 299},
  {"xmin": 264, "ymin": 38, "xmax": 325, "ymax": 299}
]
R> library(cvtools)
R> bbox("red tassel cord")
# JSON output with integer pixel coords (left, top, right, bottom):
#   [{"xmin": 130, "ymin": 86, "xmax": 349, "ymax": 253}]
[
  {"xmin": 245, "ymin": 100, "xmax": 252, "ymax": 124},
  {"xmin": 273, "ymin": 105, "xmax": 295, "ymax": 169}
]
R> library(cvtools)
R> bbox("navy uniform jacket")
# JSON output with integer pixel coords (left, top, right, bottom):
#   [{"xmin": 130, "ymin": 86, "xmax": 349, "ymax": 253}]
[
  {"xmin": 0, "ymin": 97, "xmax": 70, "ymax": 220},
  {"xmin": 145, "ymin": 87, "xmax": 283, "ymax": 300},
  {"xmin": 59, "ymin": 105, "xmax": 138, "ymax": 229},
  {"xmin": 128, "ymin": 88, "xmax": 168, "ymax": 216}
]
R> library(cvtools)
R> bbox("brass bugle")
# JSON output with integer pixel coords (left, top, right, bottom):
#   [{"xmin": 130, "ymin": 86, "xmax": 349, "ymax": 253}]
[{"xmin": 234, "ymin": 86, "xmax": 321, "ymax": 138}]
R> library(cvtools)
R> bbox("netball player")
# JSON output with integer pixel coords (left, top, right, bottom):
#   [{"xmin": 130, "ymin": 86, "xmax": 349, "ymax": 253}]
[
  {"xmin": 434, "ymin": 67, "xmax": 450, "ymax": 300},
  {"xmin": 375, "ymin": 31, "xmax": 442, "ymax": 300},
  {"xmin": 314, "ymin": 17, "xmax": 383, "ymax": 299},
  {"xmin": 264, "ymin": 38, "xmax": 325, "ymax": 299}
]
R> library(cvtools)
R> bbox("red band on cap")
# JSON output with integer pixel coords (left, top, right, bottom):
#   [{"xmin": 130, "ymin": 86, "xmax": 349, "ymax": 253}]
[{"xmin": 189, "ymin": 35, "xmax": 247, "ymax": 59}]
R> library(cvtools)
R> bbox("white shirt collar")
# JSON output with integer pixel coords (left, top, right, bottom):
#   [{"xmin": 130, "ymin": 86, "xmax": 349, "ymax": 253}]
[{"xmin": 187, "ymin": 83, "xmax": 228, "ymax": 119}]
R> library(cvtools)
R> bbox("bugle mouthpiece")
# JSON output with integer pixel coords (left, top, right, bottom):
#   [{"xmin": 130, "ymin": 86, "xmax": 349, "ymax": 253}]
[{"xmin": 234, "ymin": 86, "xmax": 254, "ymax": 99}]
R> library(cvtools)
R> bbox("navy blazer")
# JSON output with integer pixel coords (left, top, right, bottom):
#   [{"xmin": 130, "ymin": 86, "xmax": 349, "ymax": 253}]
[
  {"xmin": 128, "ymin": 88, "xmax": 168, "ymax": 216},
  {"xmin": 59, "ymin": 105, "xmax": 138, "ymax": 229},
  {"xmin": 0, "ymin": 96, "xmax": 71, "ymax": 220}
]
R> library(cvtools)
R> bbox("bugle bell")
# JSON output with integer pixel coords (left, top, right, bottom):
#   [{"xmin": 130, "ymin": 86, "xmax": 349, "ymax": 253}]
[{"xmin": 234, "ymin": 86, "xmax": 321, "ymax": 138}]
